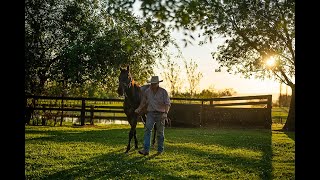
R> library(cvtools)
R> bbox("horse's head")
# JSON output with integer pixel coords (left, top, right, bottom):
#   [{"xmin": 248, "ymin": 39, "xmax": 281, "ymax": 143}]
[{"xmin": 117, "ymin": 65, "xmax": 132, "ymax": 96}]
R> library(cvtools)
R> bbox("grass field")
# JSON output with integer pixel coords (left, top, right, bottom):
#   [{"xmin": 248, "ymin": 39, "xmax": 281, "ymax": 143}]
[
  {"xmin": 272, "ymin": 107, "xmax": 289, "ymax": 124},
  {"xmin": 25, "ymin": 122, "xmax": 294, "ymax": 179}
]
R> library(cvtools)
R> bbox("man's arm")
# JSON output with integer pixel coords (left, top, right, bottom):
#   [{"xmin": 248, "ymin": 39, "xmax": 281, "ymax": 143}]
[
  {"xmin": 163, "ymin": 90, "xmax": 171, "ymax": 113},
  {"xmin": 135, "ymin": 90, "xmax": 148, "ymax": 113}
]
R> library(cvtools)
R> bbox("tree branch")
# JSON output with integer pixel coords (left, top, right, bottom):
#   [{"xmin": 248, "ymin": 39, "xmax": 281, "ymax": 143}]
[
  {"xmin": 272, "ymin": 69, "xmax": 287, "ymax": 85},
  {"xmin": 277, "ymin": 2, "xmax": 295, "ymax": 66},
  {"xmin": 278, "ymin": 66, "xmax": 294, "ymax": 87}
]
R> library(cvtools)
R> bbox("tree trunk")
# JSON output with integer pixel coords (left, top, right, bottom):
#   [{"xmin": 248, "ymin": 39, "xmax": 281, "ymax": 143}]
[{"xmin": 283, "ymin": 85, "xmax": 295, "ymax": 131}]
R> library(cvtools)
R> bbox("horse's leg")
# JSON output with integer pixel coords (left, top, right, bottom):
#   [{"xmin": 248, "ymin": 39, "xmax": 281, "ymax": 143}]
[
  {"xmin": 126, "ymin": 127, "xmax": 134, "ymax": 153},
  {"xmin": 125, "ymin": 117, "xmax": 136, "ymax": 153},
  {"xmin": 133, "ymin": 117, "xmax": 139, "ymax": 149}
]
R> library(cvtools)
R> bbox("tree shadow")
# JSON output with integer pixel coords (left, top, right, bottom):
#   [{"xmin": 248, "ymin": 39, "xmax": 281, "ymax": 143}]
[
  {"xmin": 25, "ymin": 126, "xmax": 145, "ymax": 148},
  {"xmin": 283, "ymin": 131, "xmax": 295, "ymax": 141},
  {"xmin": 37, "ymin": 149, "xmax": 183, "ymax": 180},
  {"xmin": 26, "ymin": 126, "xmax": 273, "ymax": 179},
  {"xmin": 272, "ymin": 129, "xmax": 295, "ymax": 141},
  {"xmin": 166, "ymin": 127, "xmax": 273, "ymax": 179}
]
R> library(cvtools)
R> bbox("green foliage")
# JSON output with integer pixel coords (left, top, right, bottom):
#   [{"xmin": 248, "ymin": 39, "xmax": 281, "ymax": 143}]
[
  {"xmin": 108, "ymin": 0, "xmax": 294, "ymax": 85},
  {"xmin": 173, "ymin": 87, "xmax": 236, "ymax": 98},
  {"xmin": 25, "ymin": 124, "xmax": 294, "ymax": 179},
  {"xmin": 25, "ymin": 0, "xmax": 173, "ymax": 96},
  {"xmin": 198, "ymin": 87, "xmax": 236, "ymax": 98},
  {"xmin": 108, "ymin": 0, "xmax": 295, "ymax": 130},
  {"xmin": 211, "ymin": 1, "xmax": 295, "ymax": 85}
]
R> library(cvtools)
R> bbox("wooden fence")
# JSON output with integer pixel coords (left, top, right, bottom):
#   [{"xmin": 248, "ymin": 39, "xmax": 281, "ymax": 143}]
[
  {"xmin": 25, "ymin": 95, "xmax": 126, "ymax": 126},
  {"xmin": 25, "ymin": 94, "xmax": 272, "ymax": 128},
  {"xmin": 168, "ymin": 95, "xmax": 272, "ymax": 129}
]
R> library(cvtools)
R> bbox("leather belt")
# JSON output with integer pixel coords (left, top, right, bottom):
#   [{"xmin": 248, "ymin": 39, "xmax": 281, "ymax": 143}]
[{"xmin": 149, "ymin": 111, "xmax": 164, "ymax": 113}]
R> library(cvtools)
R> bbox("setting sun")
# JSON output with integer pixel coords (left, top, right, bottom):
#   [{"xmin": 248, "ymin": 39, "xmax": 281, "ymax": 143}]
[{"xmin": 266, "ymin": 56, "xmax": 276, "ymax": 67}]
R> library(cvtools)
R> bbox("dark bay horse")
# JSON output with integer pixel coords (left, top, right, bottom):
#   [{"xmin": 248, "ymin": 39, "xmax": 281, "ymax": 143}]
[{"xmin": 117, "ymin": 66, "xmax": 157, "ymax": 153}]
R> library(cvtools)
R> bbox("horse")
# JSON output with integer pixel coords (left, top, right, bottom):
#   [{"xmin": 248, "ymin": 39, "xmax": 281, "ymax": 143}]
[{"xmin": 117, "ymin": 66, "xmax": 157, "ymax": 153}]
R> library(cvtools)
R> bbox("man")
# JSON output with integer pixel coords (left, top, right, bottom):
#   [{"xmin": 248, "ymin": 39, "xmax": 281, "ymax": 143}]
[{"xmin": 135, "ymin": 76, "xmax": 171, "ymax": 155}]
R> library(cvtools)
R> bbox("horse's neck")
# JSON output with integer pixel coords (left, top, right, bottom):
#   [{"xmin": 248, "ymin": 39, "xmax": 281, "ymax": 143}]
[{"xmin": 125, "ymin": 81, "xmax": 139, "ymax": 102}]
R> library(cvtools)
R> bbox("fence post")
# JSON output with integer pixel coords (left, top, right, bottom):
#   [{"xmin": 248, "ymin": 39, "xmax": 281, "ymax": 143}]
[
  {"xmin": 60, "ymin": 95, "xmax": 64, "ymax": 126},
  {"xmin": 81, "ymin": 99, "xmax": 86, "ymax": 126},
  {"xmin": 90, "ymin": 105, "xmax": 94, "ymax": 125},
  {"xmin": 265, "ymin": 95, "xmax": 272, "ymax": 129},
  {"xmin": 199, "ymin": 101, "xmax": 203, "ymax": 127},
  {"xmin": 41, "ymin": 104, "xmax": 46, "ymax": 126}
]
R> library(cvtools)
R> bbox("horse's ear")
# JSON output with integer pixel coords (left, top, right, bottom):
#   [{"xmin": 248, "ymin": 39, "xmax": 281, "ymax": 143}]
[{"xmin": 126, "ymin": 65, "xmax": 130, "ymax": 72}]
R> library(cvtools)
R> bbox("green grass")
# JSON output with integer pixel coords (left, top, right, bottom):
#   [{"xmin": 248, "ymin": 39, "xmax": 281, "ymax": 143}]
[
  {"xmin": 25, "ymin": 123, "xmax": 294, "ymax": 179},
  {"xmin": 272, "ymin": 107, "xmax": 289, "ymax": 124}
]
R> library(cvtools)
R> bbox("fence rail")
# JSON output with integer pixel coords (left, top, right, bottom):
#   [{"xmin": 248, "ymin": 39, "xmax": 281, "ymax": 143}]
[
  {"xmin": 25, "ymin": 94, "xmax": 272, "ymax": 128},
  {"xmin": 168, "ymin": 95, "xmax": 272, "ymax": 128}
]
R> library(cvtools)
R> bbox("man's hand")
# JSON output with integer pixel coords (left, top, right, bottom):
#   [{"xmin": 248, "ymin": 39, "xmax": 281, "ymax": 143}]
[
  {"xmin": 162, "ymin": 112, "xmax": 167, "ymax": 119},
  {"xmin": 134, "ymin": 108, "xmax": 140, "ymax": 114}
]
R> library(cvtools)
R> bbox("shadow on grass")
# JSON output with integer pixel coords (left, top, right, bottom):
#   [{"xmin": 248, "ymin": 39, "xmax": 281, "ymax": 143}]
[
  {"xmin": 272, "ymin": 129, "xmax": 295, "ymax": 142},
  {"xmin": 25, "ymin": 126, "xmax": 145, "ymax": 149},
  {"xmin": 283, "ymin": 131, "xmax": 295, "ymax": 141},
  {"xmin": 166, "ymin": 127, "xmax": 273, "ymax": 179},
  {"xmin": 26, "ymin": 126, "xmax": 273, "ymax": 179},
  {"xmin": 39, "ymin": 149, "xmax": 182, "ymax": 180}
]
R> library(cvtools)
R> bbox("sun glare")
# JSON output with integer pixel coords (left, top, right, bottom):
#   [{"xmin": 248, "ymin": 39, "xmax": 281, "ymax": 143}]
[{"xmin": 266, "ymin": 57, "xmax": 276, "ymax": 67}]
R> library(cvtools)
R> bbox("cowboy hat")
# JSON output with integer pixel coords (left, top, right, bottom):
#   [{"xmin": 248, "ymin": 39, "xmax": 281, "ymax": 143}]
[{"xmin": 147, "ymin": 76, "xmax": 163, "ymax": 83}]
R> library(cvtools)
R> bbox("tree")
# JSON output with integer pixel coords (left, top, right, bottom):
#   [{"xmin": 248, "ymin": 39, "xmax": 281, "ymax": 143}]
[
  {"xmin": 159, "ymin": 53, "xmax": 183, "ymax": 96},
  {"xmin": 25, "ymin": 0, "xmax": 173, "ymax": 97},
  {"xmin": 110, "ymin": 0, "xmax": 295, "ymax": 131},
  {"xmin": 209, "ymin": 1, "xmax": 295, "ymax": 131},
  {"xmin": 184, "ymin": 59, "xmax": 203, "ymax": 97},
  {"xmin": 25, "ymin": 0, "xmax": 65, "ymax": 95}
]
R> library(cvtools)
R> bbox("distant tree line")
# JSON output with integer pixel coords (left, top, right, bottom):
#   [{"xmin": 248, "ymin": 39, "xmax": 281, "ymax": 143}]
[
  {"xmin": 40, "ymin": 80, "xmax": 236, "ymax": 99},
  {"xmin": 276, "ymin": 94, "xmax": 291, "ymax": 107},
  {"xmin": 173, "ymin": 88, "xmax": 236, "ymax": 99},
  {"xmin": 158, "ymin": 54, "xmax": 235, "ymax": 99}
]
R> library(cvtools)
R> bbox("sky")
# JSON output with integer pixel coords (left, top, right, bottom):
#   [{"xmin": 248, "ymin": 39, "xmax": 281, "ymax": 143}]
[
  {"xmin": 153, "ymin": 30, "xmax": 289, "ymax": 99},
  {"xmin": 132, "ymin": 2, "xmax": 292, "ymax": 101}
]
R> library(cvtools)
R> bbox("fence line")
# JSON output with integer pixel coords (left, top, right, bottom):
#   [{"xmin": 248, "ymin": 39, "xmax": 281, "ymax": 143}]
[{"xmin": 25, "ymin": 95, "xmax": 272, "ymax": 128}]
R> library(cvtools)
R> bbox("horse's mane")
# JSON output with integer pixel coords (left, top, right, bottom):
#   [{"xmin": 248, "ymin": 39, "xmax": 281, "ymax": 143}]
[
  {"xmin": 127, "ymin": 80, "xmax": 150, "ymax": 109},
  {"xmin": 131, "ymin": 79, "xmax": 150, "ymax": 92}
]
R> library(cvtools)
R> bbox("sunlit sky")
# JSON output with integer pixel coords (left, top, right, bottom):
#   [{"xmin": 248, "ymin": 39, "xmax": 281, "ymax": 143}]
[
  {"xmin": 132, "ymin": 2, "xmax": 292, "ymax": 101},
  {"xmin": 154, "ymin": 30, "xmax": 290, "ymax": 99}
]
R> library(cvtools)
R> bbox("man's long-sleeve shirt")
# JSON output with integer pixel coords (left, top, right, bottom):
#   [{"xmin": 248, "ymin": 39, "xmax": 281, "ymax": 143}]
[{"xmin": 138, "ymin": 87, "xmax": 171, "ymax": 113}]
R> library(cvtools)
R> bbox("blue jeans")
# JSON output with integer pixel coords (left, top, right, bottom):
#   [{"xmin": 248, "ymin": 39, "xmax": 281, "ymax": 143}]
[{"xmin": 144, "ymin": 111, "xmax": 165, "ymax": 153}]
